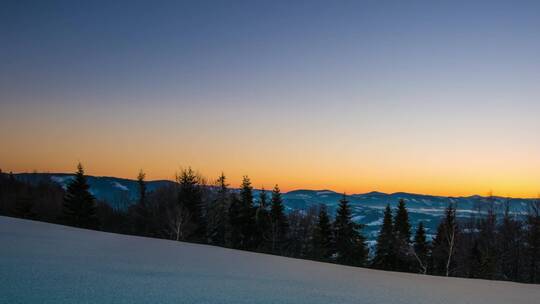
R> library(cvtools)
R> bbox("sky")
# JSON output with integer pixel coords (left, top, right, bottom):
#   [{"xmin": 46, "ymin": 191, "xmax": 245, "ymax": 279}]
[{"xmin": 1, "ymin": 0, "xmax": 539, "ymax": 197}]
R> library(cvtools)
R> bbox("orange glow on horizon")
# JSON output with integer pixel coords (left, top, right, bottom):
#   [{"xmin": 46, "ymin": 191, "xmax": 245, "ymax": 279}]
[
  {"xmin": 2, "ymin": 160, "xmax": 539, "ymax": 199},
  {"xmin": 1, "ymin": 96, "xmax": 539, "ymax": 200}
]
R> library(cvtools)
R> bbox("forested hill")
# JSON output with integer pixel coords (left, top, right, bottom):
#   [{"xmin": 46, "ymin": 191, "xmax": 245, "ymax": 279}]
[{"xmin": 10, "ymin": 172, "xmax": 536, "ymax": 241}]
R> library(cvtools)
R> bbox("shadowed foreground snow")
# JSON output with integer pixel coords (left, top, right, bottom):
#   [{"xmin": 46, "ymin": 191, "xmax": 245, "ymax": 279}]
[{"xmin": 1, "ymin": 216, "xmax": 538, "ymax": 304}]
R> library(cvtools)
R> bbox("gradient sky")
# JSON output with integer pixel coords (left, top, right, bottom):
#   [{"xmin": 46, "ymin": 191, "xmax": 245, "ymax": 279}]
[{"xmin": 1, "ymin": 1, "xmax": 540, "ymax": 197}]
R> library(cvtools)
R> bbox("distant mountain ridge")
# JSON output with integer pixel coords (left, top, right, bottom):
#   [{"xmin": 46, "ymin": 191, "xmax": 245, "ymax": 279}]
[
  {"xmin": 12, "ymin": 173, "xmax": 537, "ymax": 241},
  {"xmin": 13, "ymin": 173, "xmax": 174, "ymax": 209}
]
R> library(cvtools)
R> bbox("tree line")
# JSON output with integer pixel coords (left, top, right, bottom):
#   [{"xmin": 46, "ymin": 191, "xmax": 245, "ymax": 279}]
[{"xmin": 0, "ymin": 164, "xmax": 539, "ymax": 283}]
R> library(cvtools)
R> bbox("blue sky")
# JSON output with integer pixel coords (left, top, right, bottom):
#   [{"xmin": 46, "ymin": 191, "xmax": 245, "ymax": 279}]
[{"xmin": 1, "ymin": 1, "xmax": 539, "ymax": 196}]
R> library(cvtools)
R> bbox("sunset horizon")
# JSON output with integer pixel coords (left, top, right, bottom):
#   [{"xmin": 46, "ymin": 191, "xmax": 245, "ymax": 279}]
[
  {"xmin": 2, "ymin": 2, "xmax": 539, "ymax": 200},
  {"xmin": 2, "ymin": 1, "xmax": 540, "ymax": 300},
  {"xmin": 3, "ymin": 164, "xmax": 539, "ymax": 199}
]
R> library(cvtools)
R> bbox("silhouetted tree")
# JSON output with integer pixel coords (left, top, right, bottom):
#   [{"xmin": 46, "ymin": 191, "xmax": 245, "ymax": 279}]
[
  {"xmin": 176, "ymin": 168, "xmax": 205, "ymax": 241},
  {"xmin": 312, "ymin": 205, "xmax": 333, "ymax": 261},
  {"xmin": 227, "ymin": 192, "xmax": 243, "ymax": 248},
  {"xmin": 207, "ymin": 173, "xmax": 229, "ymax": 246},
  {"xmin": 475, "ymin": 196, "xmax": 498, "ymax": 279},
  {"xmin": 270, "ymin": 185, "xmax": 288, "ymax": 254},
  {"xmin": 497, "ymin": 201, "xmax": 524, "ymax": 281},
  {"xmin": 432, "ymin": 204, "xmax": 459, "ymax": 276},
  {"xmin": 333, "ymin": 194, "xmax": 367, "ymax": 266},
  {"xmin": 287, "ymin": 207, "xmax": 317, "ymax": 258},
  {"xmin": 133, "ymin": 170, "xmax": 150, "ymax": 236},
  {"xmin": 413, "ymin": 221, "xmax": 429, "ymax": 274},
  {"xmin": 526, "ymin": 200, "xmax": 540, "ymax": 283},
  {"xmin": 138, "ymin": 170, "xmax": 147, "ymax": 205},
  {"xmin": 372, "ymin": 204, "xmax": 396, "ymax": 270},
  {"xmin": 254, "ymin": 188, "xmax": 271, "ymax": 252},
  {"xmin": 394, "ymin": 199, "xmax": 413, "ymax": 271},
  {"xmin": 61, "ymin": 163, "xmax": 98, "ymax": 229},
  {"xmin": 239, "ymin": 176, "xmax": 256, "ymax": 249}
]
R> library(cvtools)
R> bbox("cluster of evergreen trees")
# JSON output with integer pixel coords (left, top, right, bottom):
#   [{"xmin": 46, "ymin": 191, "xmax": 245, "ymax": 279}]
[
  {"xmin": 1, "ymin": 164, "xmax": 539, "ymax": 284},
  {"xmin": 372, "ymin": 199, "xmax": 540, "ymax": 283}
]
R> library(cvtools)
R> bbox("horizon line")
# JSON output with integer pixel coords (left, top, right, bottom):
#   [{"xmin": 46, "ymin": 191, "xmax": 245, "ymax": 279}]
[{"xmin": 6, "ymin": 170, "xmax": 539, "ymax": 200}]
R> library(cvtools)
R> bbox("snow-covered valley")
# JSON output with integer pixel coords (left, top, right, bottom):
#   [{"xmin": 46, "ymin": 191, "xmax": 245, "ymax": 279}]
[{"xmin": 1, "ymin": 216, "xmax": 538, "ymax": 304}]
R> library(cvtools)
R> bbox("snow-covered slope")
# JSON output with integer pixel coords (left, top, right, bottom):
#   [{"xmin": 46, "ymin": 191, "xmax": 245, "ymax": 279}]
[{"xmin": 1, "ymin": 216, "xmax": 537, "ymax": 304}]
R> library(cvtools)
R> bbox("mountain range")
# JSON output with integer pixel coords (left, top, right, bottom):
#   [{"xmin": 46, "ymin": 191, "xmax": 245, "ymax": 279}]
[{"xmin": 13, "ymin": 173, "xmax": 537, "ymax": 242}]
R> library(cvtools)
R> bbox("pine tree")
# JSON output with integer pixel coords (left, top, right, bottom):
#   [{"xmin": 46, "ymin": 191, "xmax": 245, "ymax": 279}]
[
  {"xmin": 394, "ymin": 199, "xmax": 413, "ymax": 271},
  {"xmin": 254, "ymin": 188, "xmax": 271, "ymax": 252},
  {"xmin": 207, "ymin": 173, "xmax": 229, "ymax": 246},
  {"xmin": 270, "ymin": 185, "xmax": 288, "ymax": 254},
  {"xmin": 475, "ymin": 199, "xmax": 498, "ymax": 279},
  {"xmin": 333, "ymin": 194, "xmax": 367, "ymax": 266},
  {"xmin": 239, "ymin": 176, "xmax": 256, "ymax": 249},
  {"xmin": 432, "ymin": 204, "xmax": 459, "ymax": 276},
  {"xmin": 176, "ymin": 168, "xmax": 205, "ymax": 241},
  {"xmin": 497, "ymin": 202, "xmax": 523, "ymax": 281},
  {"xmin": 227, "ymin": 192, "xmax": 243, "ymax": 248},
  {"xmin": 413, "ymin": 221, "xmax": 429, "ymax": 274},
  {"xmin": 62, "ymin": 163, "xmax": 98, "ymax": 229},
  {"xmin": 134, "ymin": 169, "xmax": 150, "ymax": 236},
  {"xmin": 138, "ymin": 170, "xmax": 147, "ymax": 206},
  {"xmin": 312, "ymin": 205, "xmax": 333, "ymax": 261},
  {"xmin": 372, "ymin": 204, "xmax": 396, "ymax": 270},
  {"xmin": 526, "ymin": 200, "xmax": 540, "ymax": 283},
  {"xmin": 394, "ymin": 199, "xmax": 411, "ymax": 241}
]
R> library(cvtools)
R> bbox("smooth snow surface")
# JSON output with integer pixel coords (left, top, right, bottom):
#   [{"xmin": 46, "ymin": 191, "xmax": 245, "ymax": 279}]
[{"xmin": 1, "ymin": 216, "xmax": 538, "ymax": 304}]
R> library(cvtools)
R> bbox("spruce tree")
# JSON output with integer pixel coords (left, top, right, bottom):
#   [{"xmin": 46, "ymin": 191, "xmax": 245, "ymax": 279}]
[
  {"xmin": 270, "ymin": 185, "xmax": 288, "ymax": 254},
  {"xmin": 207, "ymin": 173, "xmax": 229, "ymax": 246},
  {"xmin": 372, "ymin": 204, "xmax": 396, "ymax": 270},
  {"xmin": 394, "ymin": 199, "xmax": 413, "ymax": 271},
  {"xmin": 526, "ymin": 201, "xmax": 540, "ymax": 283},
  {"xmin": 239, "ymin": 176, "xmax": 256, "ymax": 249},
  {"xmin": 62, "ymin": 163, "xmax": 98, "ymax": 229},
  {"xmin": 134, "ymin": 169, "xmax": 150, "ymax": 236},
  {"xmin": 413, "ymin": 221, "xmax": 429, "ymax": 274},
  {"xmin": 497, "ymin": 203, "xmax": 523, "ymax": 281},
  {"xmin": 228, "ymin": 192, "xmax": 243, "ymax": 248},
  {"xmin": 254, "ymin": 188, "xmax": 271, "ymax": 252},
  {"xmin": 177, "ymin": 168, "xmax": 205, "ymax": 241},
  {"xmin": 333, "ymin": 194, "xmax": 367, "ymax": 266},
  {"xmin": 394, "ymin": 199, "xmax": 411, "ymax": 241},
  {"xmin": 431, "ymin": 204, "xmax": 459, "ymax": 276},
  {"xmin": 476, "ymin": 203, "xmax": 498, "ymax": 279},
  {"xmin": 137, "ymin": 170, "xmax": 147, "ymax": 206},
  {"xmin": 312, "ymin": 205, "xmax": 333, "ymax": 261}
]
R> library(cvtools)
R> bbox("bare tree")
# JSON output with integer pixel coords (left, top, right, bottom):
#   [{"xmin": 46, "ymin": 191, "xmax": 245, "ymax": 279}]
[
  {"xmin": 409, "ymin": 246, "xmax": 427, "ymax": 274},
  {"xmin": 167, "ymin": 203, "xmax": 193, "ymax": 241},
  {"xmin": 432, "ymin": 203, "xmax": 459, "ymax": 277},
  {"xmin": 445, "ymin": 214, "xmax": 457, "ymax": 277}
]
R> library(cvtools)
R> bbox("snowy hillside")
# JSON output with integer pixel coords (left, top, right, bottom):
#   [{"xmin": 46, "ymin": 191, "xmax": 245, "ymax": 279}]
[{"xmin": 1, "ymin": 216, "xmax": 538, "ymax": 304}]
